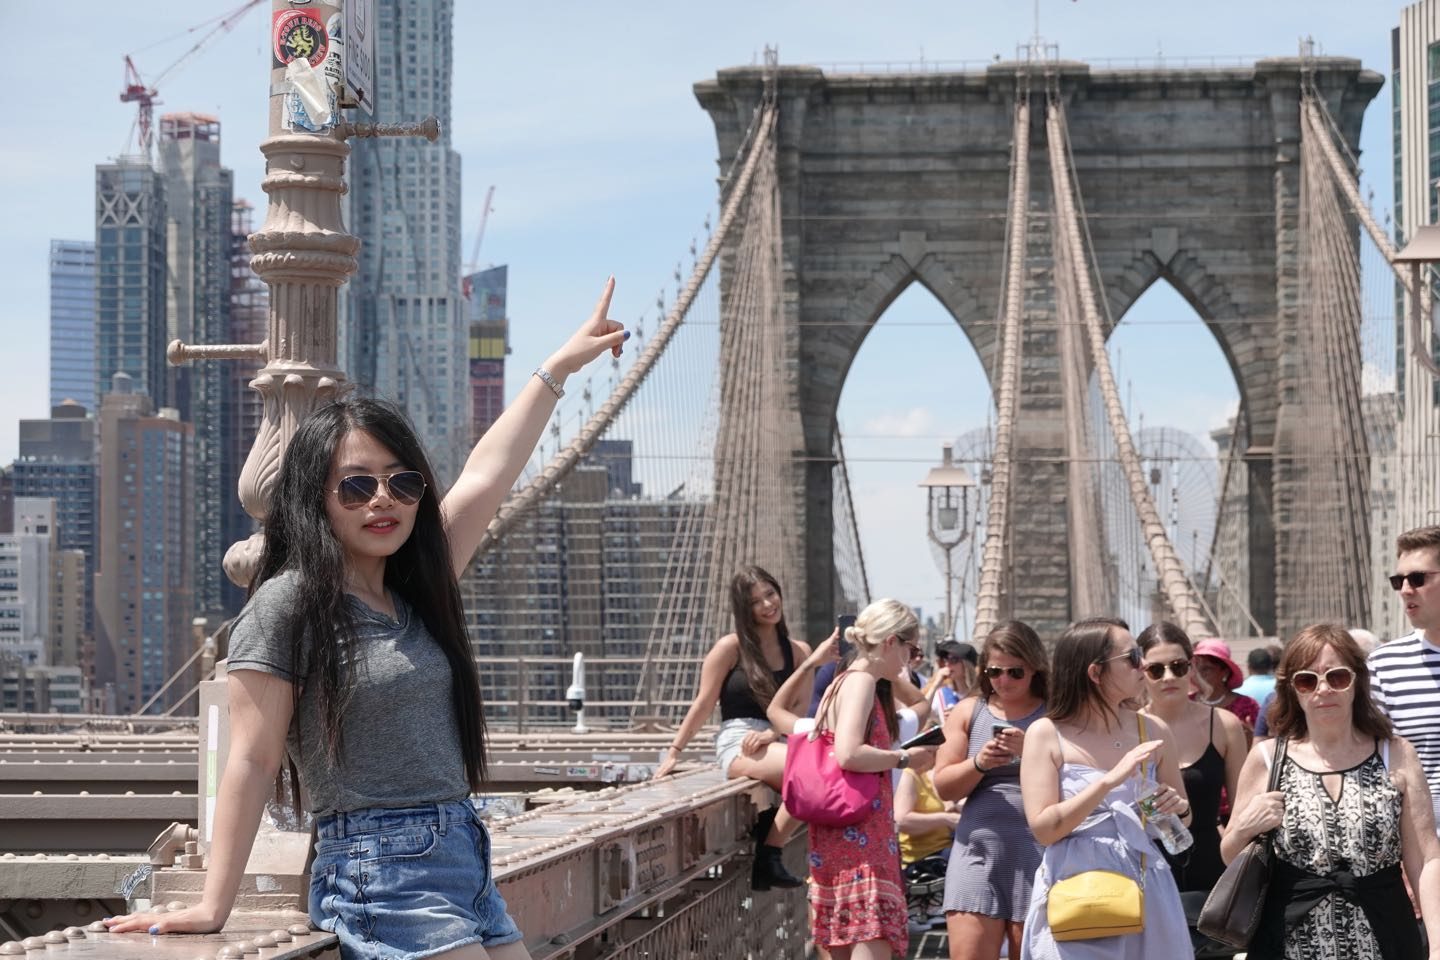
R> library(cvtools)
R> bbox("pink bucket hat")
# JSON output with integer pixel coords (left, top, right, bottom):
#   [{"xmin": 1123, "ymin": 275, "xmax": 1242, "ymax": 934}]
[{"xmin": 1192, "ymin": 638, "xmax": 1243, "ymax": 691}]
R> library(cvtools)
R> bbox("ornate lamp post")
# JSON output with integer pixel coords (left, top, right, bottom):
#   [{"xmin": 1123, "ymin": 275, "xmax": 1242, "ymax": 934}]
[{"xmin": 919, "ymin": 444, "xmax": 976, "ymax": 643}]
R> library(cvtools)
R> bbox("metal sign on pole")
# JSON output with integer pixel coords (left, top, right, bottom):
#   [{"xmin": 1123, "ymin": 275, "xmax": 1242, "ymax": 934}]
[{"xmin": 342, "ymin": 0, "xmax": 376, "ymax": 115}]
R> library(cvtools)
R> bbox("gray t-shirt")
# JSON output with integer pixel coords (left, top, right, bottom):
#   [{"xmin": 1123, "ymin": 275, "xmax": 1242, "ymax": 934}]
[{"xmin": 226, "ymin": 569, "xmax": 468, "ymax": 815}]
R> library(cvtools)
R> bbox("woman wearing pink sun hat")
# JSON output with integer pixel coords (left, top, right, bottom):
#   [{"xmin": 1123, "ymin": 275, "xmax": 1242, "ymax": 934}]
[{"xmin": 1190, "ymin": 637, "xmax": 1261, "ymax": 736}]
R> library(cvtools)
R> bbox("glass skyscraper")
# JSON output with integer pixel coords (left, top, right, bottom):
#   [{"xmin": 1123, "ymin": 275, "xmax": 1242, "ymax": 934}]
[
  {"xmin": 95, "ymin": 159, "xmax": 168, "ymax": 410},
  {"xmin": 345, "ymin": 0, "xmax": 467, "ymax": 483},
  {"xmin": 48, "ymin": 241, "xmax": 95, "ymax": 411},
  {"xmin": 1393, "ymin": 1, "xmax": 1440, "ymax": 548},
  {"xmin": 465, "ymin": 264, "xmax": 508, "ymax": 442},
  {"xmin": 158, "ymin": 113, "xmax": 241, "ymax": 618},
  {"xmin": 94, "ymin": 373, "xmax": 193, "ymax": 714}
]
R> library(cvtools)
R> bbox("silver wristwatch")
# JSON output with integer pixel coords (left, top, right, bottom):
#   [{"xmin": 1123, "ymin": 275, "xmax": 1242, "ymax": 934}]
[
  {"xmin": 533, "ymin": 367, "xmax": 565, "ymax": 398},
  {"xmin": 895, "ymin": 751, "xmax": 910, "ymax": 770}
]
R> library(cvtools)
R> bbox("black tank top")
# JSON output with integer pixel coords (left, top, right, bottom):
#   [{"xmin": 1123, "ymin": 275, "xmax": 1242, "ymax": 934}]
[
  {"xmin": 1164, "ymin": 707, "xmax": 1227, "ymax": 892},
  {"xmin": 719, "ymin": 639, "xmax": 796, "ymax": 721}
]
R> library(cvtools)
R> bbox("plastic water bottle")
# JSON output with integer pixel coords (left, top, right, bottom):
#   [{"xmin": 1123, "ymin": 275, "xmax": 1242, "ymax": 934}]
[{"xmin": 1134, "ymin": 779, "xmax": 1193, "ymax": 855}]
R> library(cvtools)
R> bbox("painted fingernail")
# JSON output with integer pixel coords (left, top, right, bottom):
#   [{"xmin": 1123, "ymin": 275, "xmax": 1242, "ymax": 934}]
[
  {"xmin": 149, "ymin": 925, "xmax": 160, "ymax": 935},
  {"xmin": 623, "ymin": 330, "xmax": 631, "ymax": 341}
]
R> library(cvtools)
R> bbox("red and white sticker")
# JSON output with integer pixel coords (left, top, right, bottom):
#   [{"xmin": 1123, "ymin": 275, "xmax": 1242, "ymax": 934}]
[{"xmin": 273, "ymin": 9, "xmax": 329, "ymax": 68}]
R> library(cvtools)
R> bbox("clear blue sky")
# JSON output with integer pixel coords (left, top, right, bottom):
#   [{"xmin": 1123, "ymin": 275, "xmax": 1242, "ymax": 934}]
[{"xmin": 0, "ymin": 0, "xmax": 1402, "ymax": 621}]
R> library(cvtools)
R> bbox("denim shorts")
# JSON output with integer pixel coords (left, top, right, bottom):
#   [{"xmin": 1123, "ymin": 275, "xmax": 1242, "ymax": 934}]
[
  {"xmin": 310, "ymin": 800, "xmax": 523, "ymax": 960},
  {"xmin": 714, "ymin": 717, "xmax": 779, "ymax": 775}
]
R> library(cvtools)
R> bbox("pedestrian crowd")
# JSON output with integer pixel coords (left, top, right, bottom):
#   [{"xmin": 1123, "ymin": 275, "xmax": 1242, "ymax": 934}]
[
  {"xmin": 84, "ymin": 277, "xmax": 1440, "ymax": 960},
  {"xmin": 666, "ymin": 524, "xmax": 1440, "ymax": 960}
]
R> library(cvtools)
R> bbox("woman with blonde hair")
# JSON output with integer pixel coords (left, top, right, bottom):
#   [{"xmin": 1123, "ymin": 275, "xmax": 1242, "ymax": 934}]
[
  {"xmin": 808, "ymin": 599, "xmax": 933, "ymax": 959},
  {"xmin": 933, "ymin": 621, "xmax": 1048, "ymax": 960}
]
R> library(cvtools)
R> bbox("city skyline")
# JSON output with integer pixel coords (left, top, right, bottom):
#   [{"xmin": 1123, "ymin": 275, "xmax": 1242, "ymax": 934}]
[{"xmin": 0, "ymin": 1, "xmax": 1401, "ymax": 616}]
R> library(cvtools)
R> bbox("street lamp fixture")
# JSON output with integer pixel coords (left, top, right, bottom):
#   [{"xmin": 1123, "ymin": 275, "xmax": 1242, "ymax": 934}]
[
  {"xmin": 1393, "ymin": 224, "xmax": 1440, "ymax": 379},
  {"xmin": 919, "ymin": 444, "xmax": 976, "ymax": 644}
]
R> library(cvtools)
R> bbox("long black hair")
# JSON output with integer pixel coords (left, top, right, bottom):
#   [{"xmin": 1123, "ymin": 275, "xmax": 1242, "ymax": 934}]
[{"xmin": 256, "ymin": 397, "xmax": 488, "ymax": 791}]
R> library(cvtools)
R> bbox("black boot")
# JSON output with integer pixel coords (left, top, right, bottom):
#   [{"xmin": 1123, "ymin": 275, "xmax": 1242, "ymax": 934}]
[
  {"xmin": 752, "ymin": 842, "xmax": 804, "ymax": 890},
  {"xmin": 750, "ymin": 807, "xmax": 802, "ymax": 890}
]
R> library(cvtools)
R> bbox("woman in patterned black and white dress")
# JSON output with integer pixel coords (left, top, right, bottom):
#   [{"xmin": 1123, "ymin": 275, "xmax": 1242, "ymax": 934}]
[{"xmin": 1223, "ymin": 624, "xmax": 1440, "ymax": 960}]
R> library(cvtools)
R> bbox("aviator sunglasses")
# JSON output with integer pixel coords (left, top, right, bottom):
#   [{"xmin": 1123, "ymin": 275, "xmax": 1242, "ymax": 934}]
[
  {"xmin": 1286, "ymin": 666, "xmax": 1356, "ymax": 695},
  {"xmin": 1389, "ymin": 570, "xmax": 1440, "ymax": 590},
  {"xmin": 984, "ymin": 665, "xmax": 1029, "ymax": 681},
  {"xmin": 331, "ymin": 471, "xmax": 427, "ymax": 509},
  {"xmin": 1143, "ymin": 659, "xmax": 1192, "ymax": 681}
]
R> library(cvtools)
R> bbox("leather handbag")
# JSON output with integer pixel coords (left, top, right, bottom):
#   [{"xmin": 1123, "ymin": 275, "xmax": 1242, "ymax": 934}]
[
  {"xmin": 1196, "ymin": 736, "xmax": 1289, "ymax": 948},
  {"xmin": 781, "ymin": 672, "xmax": 881, "ymax": 827},
  {"xmin": 1047, "ymin": 713, "xmax": 1150, "ymax": 941}
]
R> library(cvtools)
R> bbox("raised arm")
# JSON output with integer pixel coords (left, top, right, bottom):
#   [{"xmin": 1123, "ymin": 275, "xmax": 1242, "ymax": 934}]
[
  {"xmin": 654, "ymin": 635, "xmax": 737, "ymax": 778},
  {"xmin": 1221, "ymin": 739, "xmax": 1283, "ymax": 863},
  {"xmin": 443, "ymin": 278, "xmax": 628, "ymax": 576},
  {"xmin": 1021, "ymin": 716, "xmax": 1163, "ymax": 846},
  {"xmin": 104, "ymin": 669, "xmax": 295, "ymax": 934},
  {"xmin": 767, "ymin": 633, "xmax": 837, "ymax": 735}
]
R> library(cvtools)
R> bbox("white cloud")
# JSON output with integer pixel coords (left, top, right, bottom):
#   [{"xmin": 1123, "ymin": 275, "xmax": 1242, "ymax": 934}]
[{"xmin": 859, "ymin": 407, "xmax": 936, "ymax": 438}]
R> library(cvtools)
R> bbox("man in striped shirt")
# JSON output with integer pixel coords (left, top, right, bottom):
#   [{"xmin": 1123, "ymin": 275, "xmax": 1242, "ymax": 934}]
[{"xmin": 1369, "ymin": 525, "xmax": 1440, "ymax": 826}]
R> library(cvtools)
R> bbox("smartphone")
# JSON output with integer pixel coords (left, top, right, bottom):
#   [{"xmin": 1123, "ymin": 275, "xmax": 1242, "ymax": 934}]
[
  {"xmin": 836, "ymin": 614, "xmax": 856, "ymax": 657},
  {"xmin": 900, "ymin": 725, "xmax": 946, "ymax": 749},
  {"xmin": 992, "ymin": 721, "xmax": 1019, "ymax": 763}
]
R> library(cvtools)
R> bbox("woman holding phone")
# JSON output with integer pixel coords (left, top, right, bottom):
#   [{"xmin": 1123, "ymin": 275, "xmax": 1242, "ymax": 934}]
[{"xmin": 932, "ymin": 621, "xmax": 1048, "ymax": 960}]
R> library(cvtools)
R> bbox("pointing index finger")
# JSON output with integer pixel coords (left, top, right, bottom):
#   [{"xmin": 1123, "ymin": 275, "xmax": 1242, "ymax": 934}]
[{"xmin": 592, "ymin": 276, "xmax": 616, "ymax": 324}]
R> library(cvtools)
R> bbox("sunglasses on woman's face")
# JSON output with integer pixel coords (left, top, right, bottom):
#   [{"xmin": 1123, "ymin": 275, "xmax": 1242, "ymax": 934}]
[
  {"xmin": 331, "ymin": 470, "xmax": 427, "ymax": 509},
  {"xmin": 984, "ymin": 665, "xmax": 1028, "ymax": 681},
  {"xmin": 1097, "ymin": 646, "xmax": 1143, "ymax": 670},
  {"xmin": 1142, "ymin": 659, "xmax": 1191, "ymax": 681},
  {"xmin": 1287, "ymin": 666, "xmax": 1356, "ymax": 695}
]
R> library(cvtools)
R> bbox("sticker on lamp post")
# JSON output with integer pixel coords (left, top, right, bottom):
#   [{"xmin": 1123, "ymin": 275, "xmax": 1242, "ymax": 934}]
[{"xmin": 273, "ymin": 9, "xmax": 329, "ymax": 69}]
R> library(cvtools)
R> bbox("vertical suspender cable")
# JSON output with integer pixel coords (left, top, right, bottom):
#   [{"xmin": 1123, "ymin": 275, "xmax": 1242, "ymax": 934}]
[
  {"xmin": 1047, "ymin": 99, "xmax": 1210, "ymax": 638},
  {"xmin": 972, "ymin": 93, "xmax": 1031, "ymax": 641}
]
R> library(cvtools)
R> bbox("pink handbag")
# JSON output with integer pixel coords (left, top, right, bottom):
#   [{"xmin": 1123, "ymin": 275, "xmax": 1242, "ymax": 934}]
[{"xmin": 781, "ymin": 673, "xmax": 881, "ymax": 827}]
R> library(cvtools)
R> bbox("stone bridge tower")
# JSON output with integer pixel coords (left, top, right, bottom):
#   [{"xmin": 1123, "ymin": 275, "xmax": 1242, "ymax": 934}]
[{"xmin": 697, "ymin": 58, "xmax": 1382, "ymax": 643}]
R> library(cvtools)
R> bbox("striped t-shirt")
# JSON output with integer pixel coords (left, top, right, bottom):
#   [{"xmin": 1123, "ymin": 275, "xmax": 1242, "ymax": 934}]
[{"xmin": 1368, "ymin": 630, "xmax": 1440, "ymax": 823}]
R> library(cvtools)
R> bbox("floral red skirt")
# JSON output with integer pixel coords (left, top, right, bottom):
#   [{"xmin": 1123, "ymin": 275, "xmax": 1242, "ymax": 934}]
[{"xmin": 807, "ymin": 700, "xmax": 907, "ymax": 955}]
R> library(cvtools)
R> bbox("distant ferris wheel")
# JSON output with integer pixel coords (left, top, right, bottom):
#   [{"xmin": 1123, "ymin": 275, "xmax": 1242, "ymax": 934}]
[{"xmin": 1103, "ymin": 426, "xmax": 1220, "ymax": 628}]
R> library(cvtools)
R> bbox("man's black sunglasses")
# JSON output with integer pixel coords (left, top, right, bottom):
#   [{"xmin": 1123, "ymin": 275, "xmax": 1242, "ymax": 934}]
[{"xmin": 1389, "ymin": 570, "xmax": 1440, "ymax": 591}]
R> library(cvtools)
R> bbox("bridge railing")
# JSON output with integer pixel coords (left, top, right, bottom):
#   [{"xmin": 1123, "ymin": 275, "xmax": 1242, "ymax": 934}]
[{"xmin": 472, "ymin": 654, "xmax": 704, "ymax": 730}]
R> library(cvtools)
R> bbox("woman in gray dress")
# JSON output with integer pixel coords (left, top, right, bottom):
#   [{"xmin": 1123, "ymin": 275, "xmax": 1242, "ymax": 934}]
[
  {"xmin": 1018, "ymin": 617, "xmax": 1190, "ymax": 960},
  {"xmin": 933, "ymin": 621, "xmax": 1048, "ymax": 960}
]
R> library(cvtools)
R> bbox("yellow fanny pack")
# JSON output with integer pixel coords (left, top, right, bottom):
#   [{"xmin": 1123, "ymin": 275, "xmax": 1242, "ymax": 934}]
[
  {"xmin": 1046, "ymin": 712, "xmax": 1149, "ymax": 942},
  {"xmin": 1047, "ymin": 868, "xmax": 1144, "ymax": 941}
]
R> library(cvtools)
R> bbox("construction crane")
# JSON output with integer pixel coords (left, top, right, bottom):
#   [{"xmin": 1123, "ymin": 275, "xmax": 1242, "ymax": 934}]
[
  {"xmin": 120, "ymin": 0, "xmax": 265, "ymax": 156},
  {"xmin": 462, "ymin": 185, "xmax": 496, "ymax": 299}
]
